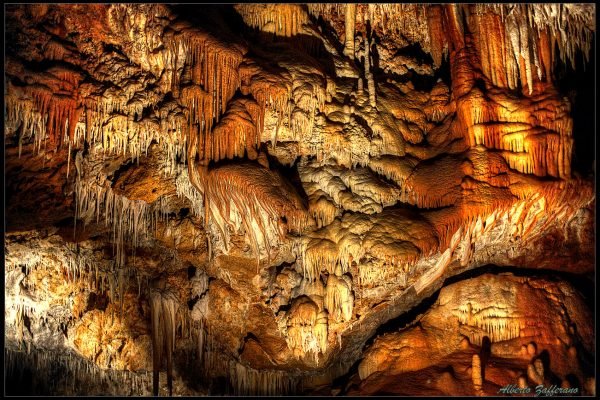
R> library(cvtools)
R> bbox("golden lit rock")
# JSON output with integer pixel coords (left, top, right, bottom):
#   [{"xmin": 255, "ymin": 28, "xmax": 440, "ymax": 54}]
[{"xmin": 4, "ymin": 3, "xmax": 595, "ymax": 396}]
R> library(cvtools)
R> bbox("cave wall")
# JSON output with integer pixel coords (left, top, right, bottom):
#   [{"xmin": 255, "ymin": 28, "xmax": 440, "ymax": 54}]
[{"xmin": 4, "ymin": 3, "xmax": 596, "ymax": 396}]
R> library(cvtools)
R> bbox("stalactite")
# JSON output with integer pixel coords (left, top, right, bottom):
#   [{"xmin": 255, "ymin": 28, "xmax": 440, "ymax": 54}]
[
  {"xmin": 4, "ymin": 347, "xmax": 151, "ymax": 396},
  {"xmin": 4, "ymin": 96, "xmax": 48, "ymax": 156},
  {"xmin": 368, "ymin": 156, "xmax": 417, "ymax": 188},
  {"xmin": 149, "ymin": 284, "xmax": 179, "ymax": 396},
  {"xmin": 239, "ymin": 60, "xmax": 293, "ymax": 147},
  {"xmin": 308, "ymin": 4, "xmax": 440, "ymax": 67},
  {"xmin": 357, "ymin": 262, "xmax": 409, "ymax": 288},
  {"xmin": 456, "ymin": 306, "xmax": 523, "ymax": 346},
  {"xmin": 229, "ymin": 360, "xmax": 297, "ymax": 395},
  {"xmin": 206, "ymin": 98, "xmax": 261, "ymax": 162},
  {"xmin": 284, "ymin": 296, "xmax": 328, "ymax": 360},
  {"xmin": 324, "ymin": 274, "xmax": 354, "ymax": 323},
  {"xmin": 480, "ymin": 4, "xmax": 593, "ymax": 87},
  {"xmin": 184, "ymin": 30, "xmax": 243, "ymax": 122},
  {"xmin": 453, "ymin": 52, "xmax": 574, "ymax": 179},
  {"xmin": 234, "ymin": 4, "xmax": 309, "ymax": 37},
  {"xmin": 27, "ymin": 87, "xmax": 80, "ymax": 151},
  {"xmin": 343, "ymin": 4, "xmax": 356, "ymax": 58},
  {"xmin": 74, "ymin": 179, "xmax": 170, "ymax": 267},
  {"xmin": 308, "ymin": 193, "xmax": 339, "ymax": 229},
  {"xmin": 6, "ymin": 88, "xmax": 187, "ymax": 172},
  {"xmin": 427, "ymin": 6, "xmax": 448, "ymax": 67},
  {"xmin": 175, "ymin": 169, "xmax": 204, "ymax": 218},
  {"xmin": 189, "ymin": 162, "xmax": 312, "ymax": 264}
]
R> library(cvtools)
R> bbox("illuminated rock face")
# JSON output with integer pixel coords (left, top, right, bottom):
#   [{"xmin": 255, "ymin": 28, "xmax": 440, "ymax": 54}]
[
  {"xmin": 3, "ymin": 3, "xmax": 595, "ymax": 396},
  {"xmin": 354, "ymin": 273, "xmax": 595, "ymax": 396}
]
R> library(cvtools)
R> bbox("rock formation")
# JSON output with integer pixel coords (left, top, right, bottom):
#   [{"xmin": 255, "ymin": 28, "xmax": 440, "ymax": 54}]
[
  {"xmin": 4, "ymin": 3, "xmax": 595, "ymax": 396},
  {"xmin": 353, "ymin": 273, "xmax": 595, "ymax": 395}
]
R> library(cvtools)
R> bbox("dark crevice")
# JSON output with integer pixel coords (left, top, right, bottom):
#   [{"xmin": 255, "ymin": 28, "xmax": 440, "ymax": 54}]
[
  {"xmin": 108, "ymin": 159, "xmax": 134, "ymax": 188},
  {"xmin": 188, "ymin": 296, "xmax": 199, "ymax": 311},
  {"xmin": 268, "ymin": 153, "xmax": 310, "ymax": 209},
  {"xmin": 435, "ymin": 53, "xmax": 452, "ymax": 88},
  {"xmin": 86, "ymin": 291, "xmax": 110, "ymax": 312},
  {"xmin": 554, "ymin": 41, "xmax": 595, "ymax": 177},
  {"xmin": 187, "ymin": 265, "xmax": 196, "ymax": 279}
]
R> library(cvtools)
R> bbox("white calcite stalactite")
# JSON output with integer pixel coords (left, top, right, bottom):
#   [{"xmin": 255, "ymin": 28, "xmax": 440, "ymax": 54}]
[
  {"xmin": 175, "ymin": 169, "xmax": 204, "ymax": 218},
  {"xmin": 6, "ymin": 89, "xmax": 188, "ymax": 173},
  {"xmin": 4, "ymin": 96, "xmax": 47, "ymax": 157},
  {"xmin": 74, "ymin": 179, "xmax": 169, "ymax": 267}
]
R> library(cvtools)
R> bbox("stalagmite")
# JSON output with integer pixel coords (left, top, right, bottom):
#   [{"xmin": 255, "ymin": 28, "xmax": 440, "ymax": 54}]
[
  {"xmin": 527, "ymin": 359, "xmax": 544, "ymax": 385},
  {"xmin": 518, "ymin": 375, "xmax": 528, "ymax": 389},
  {"xmin": 527, "ymin": 342, "xmax": 537, "ymax": 356},
  {"xmin": 472, "ymin": 354, "xmax": 483, "ymax": 390}
]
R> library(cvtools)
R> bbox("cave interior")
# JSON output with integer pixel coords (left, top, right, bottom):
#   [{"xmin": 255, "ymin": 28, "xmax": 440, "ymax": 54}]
[{"xmin": 3, "ymin": 3, "xmax": 597, "ymax": 397}]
